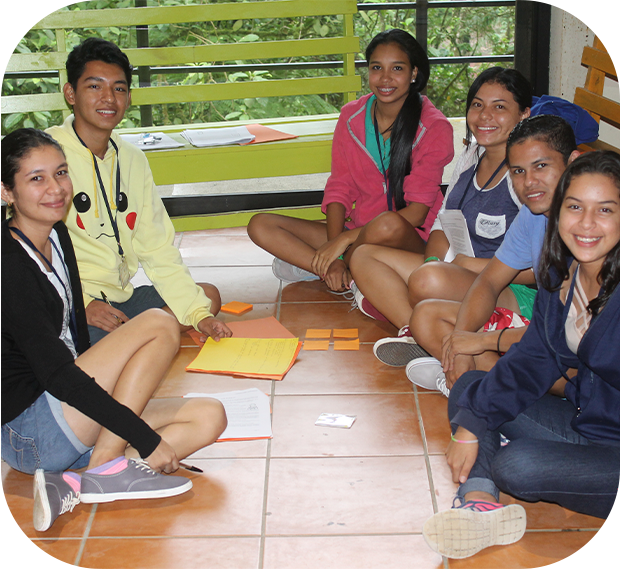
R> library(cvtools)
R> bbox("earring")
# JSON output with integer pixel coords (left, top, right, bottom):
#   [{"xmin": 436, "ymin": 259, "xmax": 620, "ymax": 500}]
[{"xmin": 411, "ymin": 78, "xmax": 416, "ymax": 84}]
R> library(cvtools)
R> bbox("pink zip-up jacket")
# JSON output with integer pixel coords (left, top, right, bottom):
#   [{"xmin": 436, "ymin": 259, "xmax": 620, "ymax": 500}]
[{"xmin": 321, "ymin": 93, "xmax": 454, "ymax": 241}]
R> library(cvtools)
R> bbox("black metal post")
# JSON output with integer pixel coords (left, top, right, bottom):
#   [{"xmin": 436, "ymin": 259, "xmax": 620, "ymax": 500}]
[
  {"xmin": 514, "ymin": 0, "xmax": 551, "ymax": 96},
  {"xmin": 135, "ymin": 0, "xmax": 153, "ymax": 127}
]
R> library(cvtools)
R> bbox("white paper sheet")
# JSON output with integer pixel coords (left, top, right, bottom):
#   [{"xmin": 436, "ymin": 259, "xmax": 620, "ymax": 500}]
[
  {"xmin": 181, "ymin": 126, "xmax": 255, "ymax": 147},
  {"xmin": 184, "ymin": 388, "xmax": 272, "ymax": 441},
  {"xmin": 438, "ymin": 209, "xmax": 475, "ymax": 258}
]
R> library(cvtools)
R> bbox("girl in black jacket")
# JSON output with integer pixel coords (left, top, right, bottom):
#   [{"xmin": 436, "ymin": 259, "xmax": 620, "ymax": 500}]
[{"xmin": 2, "ymin": 129, "xmax": 227, "ymax": 532}]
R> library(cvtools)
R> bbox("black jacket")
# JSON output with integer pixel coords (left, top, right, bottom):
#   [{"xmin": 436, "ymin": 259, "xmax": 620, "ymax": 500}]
[{"xmin": 2, "ymin": 220, "xmax": 161, "ymax": 458}]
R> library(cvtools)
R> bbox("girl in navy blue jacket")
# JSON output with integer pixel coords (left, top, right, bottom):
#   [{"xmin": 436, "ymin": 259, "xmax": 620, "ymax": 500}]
[{"xmin": 422, "ymin": 150, "xmax": 620, "ymax": 559}]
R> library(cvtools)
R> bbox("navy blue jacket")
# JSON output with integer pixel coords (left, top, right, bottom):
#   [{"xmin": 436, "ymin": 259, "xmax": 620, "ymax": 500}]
[{"xmin": 453, "ymin": 267, "xmax": 620, "ymax": 447}]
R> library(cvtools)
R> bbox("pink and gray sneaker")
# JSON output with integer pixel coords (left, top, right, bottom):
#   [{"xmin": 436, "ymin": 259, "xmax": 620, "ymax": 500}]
[
  {"xmin": 33, "ymin": 469, "xmax": 81, "ymax": 532},
  {"xmin": 80, "ymin": 457, "xmax": 193, "ymax": 504},
  {"xmin": 423, "ymin": 497, "xmax": 526, "ymax": 558}
]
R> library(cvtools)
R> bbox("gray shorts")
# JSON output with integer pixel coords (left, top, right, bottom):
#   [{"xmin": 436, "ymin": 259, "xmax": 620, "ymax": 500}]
[{"xmin": 88, "ymin": 285, "xmax": 167, "ymax": 344}]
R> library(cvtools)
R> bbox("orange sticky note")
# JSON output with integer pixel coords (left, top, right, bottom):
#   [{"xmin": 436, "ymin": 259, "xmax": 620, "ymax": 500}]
[
  {"xmin": 306, "ymin": 329, "xmax": 331, "ymax": 339},
  {"xmin": 303, "ymin": 340, "xmax": 330, "ymax": 351},
  {"xmin": 334, "ymin": 339, "xmax": 360, "ymax": 351},
  {"xmin": 333, "ymin": 328, "xmax": 358, "ymax": 339},
  {"xmin": 220, "ymin": 301, "xmax": 253, "ymax": 315}
]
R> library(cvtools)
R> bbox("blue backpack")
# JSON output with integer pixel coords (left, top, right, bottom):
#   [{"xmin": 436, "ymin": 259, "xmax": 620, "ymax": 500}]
[{"xmin": 530, "ymin": 95, "xmax": 599, "ymax": 145}]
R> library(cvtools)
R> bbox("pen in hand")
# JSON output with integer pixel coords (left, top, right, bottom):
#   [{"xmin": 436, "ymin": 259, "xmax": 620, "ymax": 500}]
[{"xmin": 100, "ymin": 291, "xmax": 124, "ymax": 325}]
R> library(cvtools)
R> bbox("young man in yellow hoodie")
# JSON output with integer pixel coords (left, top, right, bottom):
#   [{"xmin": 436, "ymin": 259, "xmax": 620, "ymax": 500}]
[{"xmin": 47, "ymin": 38, "xmax": 231, "ymax": 344}]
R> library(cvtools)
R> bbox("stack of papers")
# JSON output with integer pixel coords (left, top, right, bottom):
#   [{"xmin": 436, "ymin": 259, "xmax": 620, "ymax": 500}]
[
  {"xmin": 186, "ymin": 336, "xmax": 302, "ymax": 380},
  {"xmin": 184, "ymin": 388, "xmax": 272, "ymax": 441},
  {"xmin": 181, "ymin": 126, "xmax": 255, "ymax": 147}
]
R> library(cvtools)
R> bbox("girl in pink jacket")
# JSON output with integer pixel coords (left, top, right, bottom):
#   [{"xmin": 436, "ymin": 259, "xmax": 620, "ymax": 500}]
[{"xmin": 248, "ymin": 29, "xmax": 454, "ymax": 292}]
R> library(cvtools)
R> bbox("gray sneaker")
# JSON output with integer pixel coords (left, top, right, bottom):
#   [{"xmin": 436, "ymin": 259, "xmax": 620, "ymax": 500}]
[
  {"xmin": 406, "ymin": 357, "xmax": 451, "ymax": 397},
  {"xmin": 272, "ymin": 258, "xmax": 319, "ymax": 283},
  {"xmin": 80, "ymin": 458, "xmax": 193, "ymax": 504},
  {"xmin": 33, "ymin": 469, "xmax": 81, "ymax": 532}
]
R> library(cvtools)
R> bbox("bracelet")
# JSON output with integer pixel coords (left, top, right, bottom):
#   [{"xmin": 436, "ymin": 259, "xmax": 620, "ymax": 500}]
[
  {"xmin": 496, "ymin": 327, "xmax": 509, "ymax": 357},
  {"xmin": 424, "ymin": 256, "xmax": 440, "ymax": 263},
  {"xmin": 451, "ymin": 434, "xmax": 479, "ymax": 444}
]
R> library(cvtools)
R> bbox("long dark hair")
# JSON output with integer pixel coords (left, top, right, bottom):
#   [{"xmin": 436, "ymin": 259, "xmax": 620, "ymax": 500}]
[
  {"xmin": 465, "ymin": 67, "xmax": 533, "ymax": 148},
  {"xmin": 539, "ymin": 150, "xmax": 620, "ymax": 315},
  {"xmin": 365, "ymin": 29, "xmax": 429, "ymax": 211}
]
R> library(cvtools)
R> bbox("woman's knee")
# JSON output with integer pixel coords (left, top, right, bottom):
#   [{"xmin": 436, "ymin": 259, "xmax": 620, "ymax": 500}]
[
  {"xmin": 363, "ymin": 211, "xmax": 409, "ymax": 244},
  {"xmin": 408, "ymin": 264, "xmax": 445, "ymax": 304},
  {"xmin": 138, "ymin": 309, "xmax": 181, "ymax": 348},
  {"xmin": 193, "ymin": 398, "xmax": 228, "ymax": 441},
  {"xmin": 247, "ymin": 212, "xmax": 275, "ymax": 243}
]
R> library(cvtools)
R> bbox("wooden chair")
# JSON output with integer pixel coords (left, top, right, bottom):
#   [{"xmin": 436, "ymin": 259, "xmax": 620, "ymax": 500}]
[{"xmin": 573, "ymin": 36, "xmax": 620, "ymax": 153}]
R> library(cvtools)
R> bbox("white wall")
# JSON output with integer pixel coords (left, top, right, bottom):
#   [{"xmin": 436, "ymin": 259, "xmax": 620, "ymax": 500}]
[{"xmin": 549, "ymin": 4, "xmax": 620, "ymax": 146}]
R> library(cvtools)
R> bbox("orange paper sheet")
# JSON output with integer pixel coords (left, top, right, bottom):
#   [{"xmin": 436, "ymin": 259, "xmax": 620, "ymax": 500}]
[
  {"xmin": 303, "ymin": 340, "xmax": 330, "ymax": 351},
  {"xmin": 242, "ymin": 124, "xmax": 298, "ymax": 144},
  {"xmin": 333, "ymin": 328, "xmax": 359, "ymax": 339},
  {"xmin": 220, "ymin": 301, "xmax": 253, "ymax": 315},
  {"xmin": 188, "ymin": 316, "xmax": 294, "ymax": 346},
  {"xmin": 305, "ymin": 329, "xmax": 331, "ymax": 339},
  {"xmin": 334, "ymin": 339, "xmax": 360, "ymax": 351}
]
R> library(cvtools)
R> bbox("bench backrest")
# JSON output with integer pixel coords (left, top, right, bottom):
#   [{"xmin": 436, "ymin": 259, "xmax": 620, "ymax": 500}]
[
  {"xmin": 2, "ymin": 0, "xmax": 361, "ymax": 126},
  {"xmin": 573, "ymin": 36, "xmax": 620, "ymax": 153}
]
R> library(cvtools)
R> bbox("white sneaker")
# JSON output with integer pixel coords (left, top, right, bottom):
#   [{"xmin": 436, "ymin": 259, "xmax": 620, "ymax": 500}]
[
  {"xmin": 406, "ymin": 356, "xmax": 446, "ymax": 393},
  {"xmin": 373, "ymin": 326, "xmax": 430, "ymax": 366},
  {"xmin": 272, "ymin": 258, "xmax": 319, "ymax": 283}
]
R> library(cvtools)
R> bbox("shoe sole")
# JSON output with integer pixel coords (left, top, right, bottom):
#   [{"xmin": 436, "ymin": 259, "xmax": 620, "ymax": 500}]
[
  {"xmin": 80, "ymin": 478, "xmax": 193, "ymax": 504},
  {"xmin": 33, "ymin": 470, "xmax": 52, "ymax": 532},
  {"xmin": 373, "ymin": 340, "xmax": 430, "ymax": 366},
  {"xmin": 422, "ymin": 504, "xmax": 526, "ymax": 559}
]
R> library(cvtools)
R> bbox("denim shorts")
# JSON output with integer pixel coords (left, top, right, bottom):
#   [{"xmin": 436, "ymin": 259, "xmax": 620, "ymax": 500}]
[
  {"xmin": 88, "ymin": 285, "xmax": 167, "ymax": 344},
  {"xmin": 2, "ymin": 392, "xmax": 92, "ymax": 474}
]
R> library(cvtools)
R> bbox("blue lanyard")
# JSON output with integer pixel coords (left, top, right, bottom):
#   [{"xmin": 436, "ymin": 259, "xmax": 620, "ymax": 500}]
[
  {"xmin": 10, "ymin": 226, "xmax": 79, "ymax": 347},
  {"xmin": 457, "ymin": 156, "xmax": 507, "ymax": 211},
  {"xmin": 373, "ymin": 104, "xmax": 392, "ymax": 212},
  {"xmin": 72, "ymin": 123, "xmax": 124, "ymax": 257}
]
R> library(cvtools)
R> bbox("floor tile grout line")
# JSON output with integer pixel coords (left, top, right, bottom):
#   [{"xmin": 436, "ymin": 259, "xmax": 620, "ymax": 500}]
[
  {"xmin": 412, "ymin": 387, "xmax": 450, "ymax": 569},
  {"xmin": 258, "ymin": 381, "xmax": 276, "ymax": 569},
  {"xmin": 73, "ymin": 503, "xmax": 97, "ymax": 566}
]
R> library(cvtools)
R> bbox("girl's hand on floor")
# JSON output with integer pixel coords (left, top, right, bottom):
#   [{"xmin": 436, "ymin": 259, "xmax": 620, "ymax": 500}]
[
  {"xmin": 146, "ymin": 439, "xmax": 180, "ymax": 474},
  {"xmin": 446, "ymin": 427, "xmax": 478, "ymax": 484},
  {"xmin": 198, "ymin": 317, "xmax": 233, "ymax": 342}
]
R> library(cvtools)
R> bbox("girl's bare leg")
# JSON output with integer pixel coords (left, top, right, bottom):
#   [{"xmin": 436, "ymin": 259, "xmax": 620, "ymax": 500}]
[
  {"xmin": 347, "ymin": 211, "xmax": 426, "ymax": 261},
  {"xmin": 125, "ymin": 397, "xmax": 227, "ymax": 462},
  {"xmin": 247, "ymin": 213, "xmax": 328, "ymax": 271},
  {"xmin": 349, "ymin": 244, "xmax": 425, "ymax": 328},
  {"xmin": 407, "ymin": 263, "xmax": 523, "ymax": 313},
  {"xmin": 61, "ymin": 309, "xmax": 181, "ymax": 469}
]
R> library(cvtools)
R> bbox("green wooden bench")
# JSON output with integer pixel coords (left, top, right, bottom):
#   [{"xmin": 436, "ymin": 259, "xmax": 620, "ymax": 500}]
[{"xmin": 2, "ymin": 0, "xmax": 361, "ymax": 192}]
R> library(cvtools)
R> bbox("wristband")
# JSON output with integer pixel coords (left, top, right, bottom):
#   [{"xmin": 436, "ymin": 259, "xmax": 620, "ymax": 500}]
[
  {"xmin": 496, "ymin": 327, "xmax": 509, "ymax": 357},
  {"xmin": 424, "ymin": 256, "xmax": 440, "ymax": 263},
  {"xmin": 451, "ymin": 434, "xmax": 479, "ymax": 444}
]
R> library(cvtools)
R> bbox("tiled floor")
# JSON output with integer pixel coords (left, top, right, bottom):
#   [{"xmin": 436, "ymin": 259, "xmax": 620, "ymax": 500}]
[{"xmin": 2, "ymin": 226, "xmax": 608, "ymax": 568}]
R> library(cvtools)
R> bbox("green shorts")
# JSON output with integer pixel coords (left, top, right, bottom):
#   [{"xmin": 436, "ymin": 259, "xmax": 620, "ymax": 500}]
[{"xmin": 508, "ymin": 283, "xmax": 537, "ymax": 321}]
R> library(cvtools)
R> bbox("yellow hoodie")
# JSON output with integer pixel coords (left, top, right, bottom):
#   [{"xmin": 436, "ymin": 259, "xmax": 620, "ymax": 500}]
[{"xmin": 47, "ymin": 116, "xmax": 213, "ymax": 330}]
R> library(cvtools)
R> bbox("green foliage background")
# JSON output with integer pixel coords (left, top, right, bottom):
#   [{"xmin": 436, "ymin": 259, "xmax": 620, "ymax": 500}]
[{"xmin": 2, "ymin": 0, "xmax": 515, "ymax": 134}]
